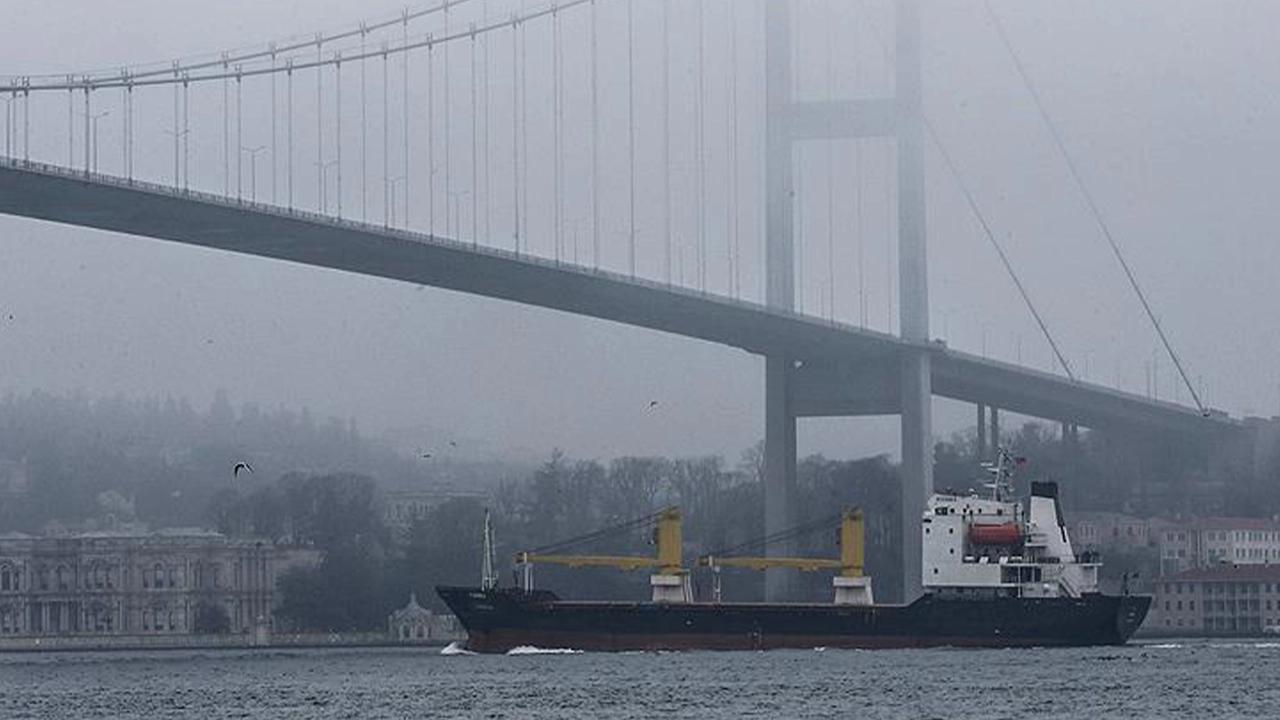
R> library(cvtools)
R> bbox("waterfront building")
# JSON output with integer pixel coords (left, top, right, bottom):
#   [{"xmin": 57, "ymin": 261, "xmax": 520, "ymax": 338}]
[
  {"xmin": 1070, "ymin": 512, "xmax": 1151, "ymax": 551},
  {"xmin": 382, "ymin": 487, "xmax": 489, "ymax": 535},
  {"xmin": 0, "ymin": 528, "xmax": 276, "ymax": 637},
  {"xmin": 1152, "ymin": 517, "xmax": 1280, "ymax": 574},
  {"xmin": 1148, "ymin": 564, "xmax": 1280, "ymax": 635},
  {"xmin": 387, "ymin": 592, "xmax": 460, "ymax": 643}
]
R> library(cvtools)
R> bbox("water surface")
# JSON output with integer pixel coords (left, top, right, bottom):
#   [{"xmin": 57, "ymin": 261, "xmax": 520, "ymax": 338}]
[{"xmin": 0, "ymin": 640, "xmax": 1273, "ymax": 719}]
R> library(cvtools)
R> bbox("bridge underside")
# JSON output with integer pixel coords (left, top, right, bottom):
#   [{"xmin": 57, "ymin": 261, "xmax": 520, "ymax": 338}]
[{"xmin": 0, "ymin": 162, "xmax": 1238, "ymax": 443}]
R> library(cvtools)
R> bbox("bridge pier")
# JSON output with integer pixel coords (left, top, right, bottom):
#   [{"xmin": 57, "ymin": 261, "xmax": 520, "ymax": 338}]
[
  {"xmin": 977, "ymin": 404, "xmax": 987, "ymax": 461},
  {"xmin": 763, "ymin": 0, "xmax": 797, "ymax": 601},
  {"xmin": 763, "ymin": 356, "xmax": 797, "ymax": 601},
  {"xmin": 895, "ymin": 0, "xmax": 930, "ymax": 604}
]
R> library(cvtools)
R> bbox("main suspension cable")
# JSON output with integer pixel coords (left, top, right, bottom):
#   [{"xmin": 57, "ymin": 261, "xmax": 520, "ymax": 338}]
[
  {"xmin": 983, "ymin": 1, "xmax": 1205, "ymax": 411},
  {"xmin": 926, "ymin": 119, "xmax": 1076, "ymax": 381}
]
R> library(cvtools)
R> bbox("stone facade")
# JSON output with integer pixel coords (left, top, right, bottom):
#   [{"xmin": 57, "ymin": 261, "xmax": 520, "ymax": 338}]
[{"xmin": 0, "ymin": 529, "xmax": 275, "ymax": 638}]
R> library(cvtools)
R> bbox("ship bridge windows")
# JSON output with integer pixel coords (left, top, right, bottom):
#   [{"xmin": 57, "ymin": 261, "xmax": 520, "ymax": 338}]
[{"xmin": 1001, "ymin": 566, "xmax": 1043, "ymax": 584}]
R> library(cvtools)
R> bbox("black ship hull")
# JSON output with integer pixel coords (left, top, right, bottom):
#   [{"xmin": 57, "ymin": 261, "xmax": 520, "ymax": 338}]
[{"xmin": 437, "ymin": 586, "xmax": 1151, "ymax": 653}]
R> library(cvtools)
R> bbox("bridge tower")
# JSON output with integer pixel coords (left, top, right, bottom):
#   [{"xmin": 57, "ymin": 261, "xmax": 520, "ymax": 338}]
[{"xmin": 763, "ymin": 0, "xmax": 930, "ymax": 603}]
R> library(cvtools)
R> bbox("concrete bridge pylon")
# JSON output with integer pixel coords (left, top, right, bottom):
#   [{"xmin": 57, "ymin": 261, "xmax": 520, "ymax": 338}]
[{"xmin": 762, "ymin": 0, "xmax": 930, "ymax": 603}]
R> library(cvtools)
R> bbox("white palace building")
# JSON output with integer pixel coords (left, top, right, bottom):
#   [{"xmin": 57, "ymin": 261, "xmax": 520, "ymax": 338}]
[{"xmin": 0, "ymin": 528, "xmax": 276, "ymax": 639}]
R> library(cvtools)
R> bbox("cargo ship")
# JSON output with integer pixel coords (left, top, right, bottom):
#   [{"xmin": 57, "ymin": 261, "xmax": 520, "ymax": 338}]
[{"xmin": 439, "ymin": 451, "xmax": 1150, "ymax": 652}]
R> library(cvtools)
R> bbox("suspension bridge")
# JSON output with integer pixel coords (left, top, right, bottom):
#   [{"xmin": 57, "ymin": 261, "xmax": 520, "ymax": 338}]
[{"xmin": 0, "ymin": 0, "xmax": 1261, "ymax": 602}]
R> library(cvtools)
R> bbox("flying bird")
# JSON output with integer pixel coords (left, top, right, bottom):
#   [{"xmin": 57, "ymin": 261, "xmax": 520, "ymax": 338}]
[
  {"xmin": 449, "ymin": 441, "xmax": 458, "ymax": 448},
  {"xmin": 232, "ymin": 462, "xmax": 253, "ymax": 479},
  {"xmin": 647, "ymin": 400, "xmax": 659, "ymax": 411},
  {"xmin": 421, "ymin": 452, "xmax": 433, "ymax": 459}
]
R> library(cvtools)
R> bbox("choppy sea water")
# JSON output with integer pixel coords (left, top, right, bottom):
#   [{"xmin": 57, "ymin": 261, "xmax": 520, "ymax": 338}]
[{"xmin": 0, "ymin": 640, "xmax": 1276, "ymax": 719}]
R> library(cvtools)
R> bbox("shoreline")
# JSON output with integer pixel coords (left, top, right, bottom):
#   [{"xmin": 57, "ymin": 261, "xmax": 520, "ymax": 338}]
[{"xmin": 0, "ymin": 632, "xmax": 463, "ymax": 654}]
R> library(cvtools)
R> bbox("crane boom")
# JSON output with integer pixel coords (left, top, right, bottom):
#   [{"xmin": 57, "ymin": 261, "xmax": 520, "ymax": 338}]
[
  {"xmin": 514, "ymin": 507, "xmax": 684, "ymax": 574},
  {"xmin": 699, "ymin": 508, "xmax": 865, "ymax": 577},
  {"xmin": 513, "ymin": 553, "xmax": 662, "ymax": 572}
]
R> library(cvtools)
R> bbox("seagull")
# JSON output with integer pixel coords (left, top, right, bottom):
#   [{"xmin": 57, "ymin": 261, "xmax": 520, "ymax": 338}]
[
  {"xmin": 421, "ymin": 452, "xmax": 433, "ymax": 459},
  {"xmin": 647, "ymin": 400, "xmax": 659, "ymax": 411},
  {"xmin": 449, "ymin": 441, "xmax": 458, "ymax": 448},
  {"xmin": 232, "ymin": 462, "xmax": 253, "ymax": 479}
]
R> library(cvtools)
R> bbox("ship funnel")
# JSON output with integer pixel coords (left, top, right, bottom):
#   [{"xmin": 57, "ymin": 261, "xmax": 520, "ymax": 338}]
[{"xmin": 1029, "ymin": 481, "xmax": 1074, "ymax": 562}]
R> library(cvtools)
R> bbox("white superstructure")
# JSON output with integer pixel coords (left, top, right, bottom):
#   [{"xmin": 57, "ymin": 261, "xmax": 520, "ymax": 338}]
[{"xmin": 922, "ymin": 450, "xmax": 1099, "ymax": 599}]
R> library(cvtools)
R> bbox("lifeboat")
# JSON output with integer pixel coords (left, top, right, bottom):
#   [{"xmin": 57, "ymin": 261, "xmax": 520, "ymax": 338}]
[{"xmin": 969, "ymin": 522, "xmax": 1022, "ymax": 546}]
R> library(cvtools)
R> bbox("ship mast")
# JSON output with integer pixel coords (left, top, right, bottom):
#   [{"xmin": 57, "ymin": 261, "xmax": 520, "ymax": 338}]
[{"xmin": 481, "ymin": 508, "xmax": 497, "ymax": 591}]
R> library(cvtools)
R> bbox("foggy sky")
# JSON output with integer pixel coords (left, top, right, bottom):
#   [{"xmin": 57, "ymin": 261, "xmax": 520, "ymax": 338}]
[{"xmin": 0, "ymin": 0, "xmax": 1278, "ymax": 466}]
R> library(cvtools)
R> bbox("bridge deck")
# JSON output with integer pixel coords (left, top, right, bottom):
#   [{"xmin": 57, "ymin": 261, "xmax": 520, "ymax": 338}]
[{"xmin": 0, "ymin": 160, "xmax": 1237, "ymax": 437}]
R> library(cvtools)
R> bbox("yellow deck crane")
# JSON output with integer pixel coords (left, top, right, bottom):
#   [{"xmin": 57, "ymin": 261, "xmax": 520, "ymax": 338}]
[
  {"xmin": 514, "ymin": 507, "xmax": 692, "ymax": 603},
  {"xmin": 698, "ymin": 508, "xmax": 873, "ymax": 605}
]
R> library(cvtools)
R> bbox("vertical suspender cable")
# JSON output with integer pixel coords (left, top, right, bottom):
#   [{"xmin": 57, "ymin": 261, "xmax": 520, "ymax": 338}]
[
  {"xmin": 124, "ymin": 84, "xmax": 132, "ymax": 180},
  {"xmin": 824, "ymin": 1, "xmax": 835, "ymax": 320},
  {"xmin": 552, "ymin": 8, "xmax": 562, "ymax": 262},
  {"xmin": 429, "ymin": 37, "xmax": 436, "ymax": 234},
  {"xmin": 626, "ymin": 0, "xmax": 636, "ymax": 277},
  {"xmin": 404, "ymin": 13, "xmax": 411, "ymax": 228},
  {"xmin": 236, "ymin": 69, "xmax": 243, "ymax": 201},
  {"xmin": 444, "ymin": 3, "xmax": 452, "ymax": 236},
  {"xmin": 511, "ymin": 21, "xmax": 519, "ymax": 252},
  {"xmin": 482, "ymin": 1, "xmax": 491, "ymax": 246},
  {"xmin": 316, "ymin": 39, "xmax": 324, "ymax": 210},
  {"xmin": 362, "ymin": 27, "xmax": 369, "ymax": 221},
  {"xmin": 24, "ymin": 85, "xmax": 31, "ymax": 164},
  {"xmin": 127, "ymin": 83, "xmax": 133, "ymax": 178},
  {"xmin": 661, "ymin": 0, "xmax": 670, "ymax": 283},
  {"xmin": 223, "ymin": 61, "xmax": 230, "ymax": 196},
  {"xmin": 67, "ymin": 86, "xmax": 73, "ymax": 168},
  {"xmin": 336, "ymin": 55, "xmax": 343, "ymax": 219},
  {"xmin": 173, "ymin": 76, "xmax": 181, "ymax": 185},
  {"xmin": 383, "ymin": 47, "xmax": 391, "ymax": 227},
  {"xmin": 885, "ymin": 139, "xmax": 893, "ymax": 330},
  {"xmin": 182, "ymin": 79, "xmax": 190, "ymax": 192},
  {"xmin": 520, "ymin": 14, "xmax": 528, "ymax": 254},
  {"xmin": 591, "ymin": 0, "xmax": 600, "ymax": 269},
  {"xmin": 728, "ymin": 0, "xmax": 740, "ymax": 299},
  {"xmin": 853, "ymin": 16, "xmax": 866, "ymax": 327},
  {"xmin": 287, "ymin": 62, "xmax": 294, "ymax": 210},
  {"xmin": 271, "ymin": 48, "xmax": 278, "ymax": 203},
  {"xmin": 471, "ymin": 24, "xmax": 479, "ymax": 247},
  {"xmin": 696, "ymin": 0, "xmax": 706, "ymax": 291},
  {"xmin": 83, "ymin": 87, "xmax": 90, "ymax": 175}
]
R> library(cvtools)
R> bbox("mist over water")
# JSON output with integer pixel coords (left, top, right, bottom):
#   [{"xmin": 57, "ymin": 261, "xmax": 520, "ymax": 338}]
[{"xmin": 2, "ymin": 642, "xmax": 1277, "ymax": 719}]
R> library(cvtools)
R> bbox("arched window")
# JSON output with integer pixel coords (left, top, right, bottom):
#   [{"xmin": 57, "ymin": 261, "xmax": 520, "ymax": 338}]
[
  {"xmin": 0, "ymin": 565, "xmax": 11, "ymax": 592},
  {"xmin": 37, "ymin": 565, "xmax": 48, "ymax": 591},
  {"xmin": 56, "ymin": 565, "xmax": 69, "ymax": 591},
  {"xmin": 153, "ymin": 564, "xmax": 165, "ymax": 590}
]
